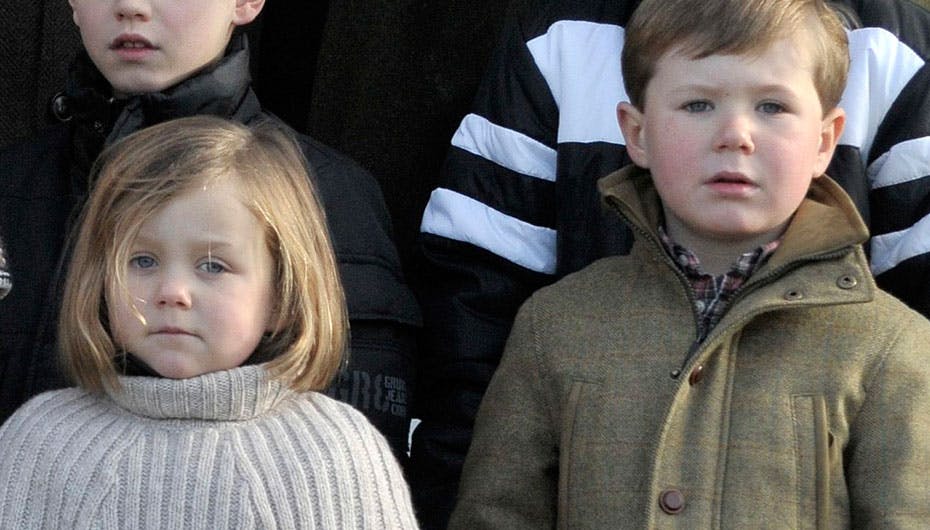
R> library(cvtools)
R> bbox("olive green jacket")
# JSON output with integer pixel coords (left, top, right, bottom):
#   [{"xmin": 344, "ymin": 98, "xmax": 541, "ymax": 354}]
[{"xmin": 450, "ymin": 166, "xmax": 930, "ymax": 529}]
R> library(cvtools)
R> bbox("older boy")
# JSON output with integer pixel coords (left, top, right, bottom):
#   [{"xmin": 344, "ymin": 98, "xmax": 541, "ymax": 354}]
[
  {"xmin": 449, "ymin": 0, "xmax": 930, "ymax": 527},
  {"xmin": 0, "ymin": 0, "xmax": 420, "ymax": 456}
]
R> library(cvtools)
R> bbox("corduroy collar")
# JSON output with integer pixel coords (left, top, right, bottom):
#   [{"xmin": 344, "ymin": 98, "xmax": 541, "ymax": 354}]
[{"xmin": 597, "ymin": 165, "xmax": 870, "ymax": 275}]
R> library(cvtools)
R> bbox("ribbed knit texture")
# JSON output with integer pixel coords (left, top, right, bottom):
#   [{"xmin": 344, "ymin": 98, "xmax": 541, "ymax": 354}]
[{"xmin": 0, "ymin": 365, "xmax": 419, "ymax": 529}]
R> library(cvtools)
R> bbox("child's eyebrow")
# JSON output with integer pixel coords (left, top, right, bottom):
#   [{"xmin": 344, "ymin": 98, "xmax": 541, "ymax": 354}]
[
  {"xmin": 131, "ymin": 235, "xmax": 236, "ymax": 252},
  {"xmin": 669, "ymin": 83, "xmax": 799, "ymax": 98},
  {"xmin": 193, "ymin": 240, "xmax": 235, "ymax": 253}
]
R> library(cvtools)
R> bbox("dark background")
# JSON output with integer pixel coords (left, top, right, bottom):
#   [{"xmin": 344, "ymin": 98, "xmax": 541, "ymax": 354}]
[{"xmin": 0, "ymin": 0, "xmax": 538, "ymax": 277}]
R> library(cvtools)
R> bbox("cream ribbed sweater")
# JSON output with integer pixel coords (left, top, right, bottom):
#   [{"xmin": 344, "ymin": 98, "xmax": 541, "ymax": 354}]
[{"xmin": 0, "ymin": 365, "xmax": 419, "ymax": 529}]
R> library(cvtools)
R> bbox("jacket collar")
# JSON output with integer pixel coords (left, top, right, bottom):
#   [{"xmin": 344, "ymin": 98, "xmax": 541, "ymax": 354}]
[
  {"xmin": 599, "ymin": 165, "xmax": 875, "ymax": 359},
  {"xmin": 597, "ymin": 164, "xmax": 870, "ymax": 273},
  {"xmin": 57, "ymin": 33, "xmax": 260, "ymax": 181}
]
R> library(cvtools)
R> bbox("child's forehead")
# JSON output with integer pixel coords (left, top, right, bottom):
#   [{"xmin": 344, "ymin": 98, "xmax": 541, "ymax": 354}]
[
  {"xmin": 165, "ymin": 178, "xmax": 250, "ymax": 213},
  {"xmin": 118, "ymin": 175, "xmax": 249, "ymax": 231},
  {"xmin": 651, "ymin": 36, "xmax": 816, "ymax": 86},
  {"xmin": 662, "ymin": 24, "xmax": 814, "ymax": 65},
  {"xmin": 126, "ymin": 181, "xmax": 262, "ymax": 247}
]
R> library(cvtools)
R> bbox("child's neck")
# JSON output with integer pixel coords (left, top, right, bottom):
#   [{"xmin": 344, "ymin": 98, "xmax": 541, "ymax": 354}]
[
  {"xmin": 664, "ymin": 223, "xmax": 785, "ymax": 276},
  {"xmin": 685, "ymin": 244, "xmax": 744, "ymax": 276}
]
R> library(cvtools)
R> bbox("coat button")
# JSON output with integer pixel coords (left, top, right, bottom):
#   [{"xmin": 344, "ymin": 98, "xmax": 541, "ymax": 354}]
[
  {"xmin": 50, "ymin": 92, "xmax": 72, "ymax": 122},
  {"xmin": 659, "ymin": 489, "xmax": 685, "ymax": 514},
  {"xmin": 688, "ymin": 364, "xmax": 704, "ymax": 385},
  {"xmin": 836, "ymin": 275, "xmax": 858, "ymax": 289}
]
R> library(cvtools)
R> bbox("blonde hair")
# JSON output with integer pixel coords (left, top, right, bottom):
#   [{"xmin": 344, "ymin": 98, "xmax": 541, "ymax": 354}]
[
  {"xmin": 622, "ymin": 0, "xmax": 849, "ymax": 113},
  {"xmin": 60, "ymin": 116, "xmax": 348, "ymax": 393}
]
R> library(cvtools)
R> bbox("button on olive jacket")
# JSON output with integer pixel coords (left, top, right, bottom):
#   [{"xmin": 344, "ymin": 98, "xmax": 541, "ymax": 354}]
[{"xmin": 450, "ymin": 166, "xmax": 930, "ymax": 529}]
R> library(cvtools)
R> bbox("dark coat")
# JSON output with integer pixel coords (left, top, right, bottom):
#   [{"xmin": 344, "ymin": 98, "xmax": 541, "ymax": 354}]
[{"xmin": 0, "ymin": 36, "xmax": 421, "ymax": 456}]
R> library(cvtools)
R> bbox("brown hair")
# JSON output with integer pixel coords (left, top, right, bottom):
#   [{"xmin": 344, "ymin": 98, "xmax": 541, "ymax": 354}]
[
  {"xmin": 622, "ymin": 0, "xmax": 849, "ymax": 112},
  {"xmin": 60, "ymin": 116, "xmax": 348, "ymax": 393}
]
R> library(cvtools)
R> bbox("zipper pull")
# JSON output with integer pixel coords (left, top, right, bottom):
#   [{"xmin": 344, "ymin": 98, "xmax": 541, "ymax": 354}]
[{"xmin": 671, "ymin": 340, "xmax": 702, "ymax": 379}]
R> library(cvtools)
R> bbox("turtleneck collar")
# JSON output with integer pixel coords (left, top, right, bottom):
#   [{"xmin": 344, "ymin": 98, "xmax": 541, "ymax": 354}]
[{"xmin": 105, "ymin": 365, "xmax": 293, "ymax": 422}]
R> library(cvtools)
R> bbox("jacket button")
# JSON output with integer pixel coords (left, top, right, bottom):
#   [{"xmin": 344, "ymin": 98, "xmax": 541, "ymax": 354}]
[
  {"xmin": 688, "ymin": 364, "xmax": 704, "ymax": 385},
  {"xmin": 659, "ymin": 489, "xmax": 685, "ymax": 514},
  {"xmin": 836, "ymin": 275, "xmax": 858, "ymax": 289},
  {"xmin": 783, "ymin": 289, "xmax": 804, "ymax": 301},
  {"xmin": 50, "ymin": 92, "xmax": 72, "ymax": 122}
]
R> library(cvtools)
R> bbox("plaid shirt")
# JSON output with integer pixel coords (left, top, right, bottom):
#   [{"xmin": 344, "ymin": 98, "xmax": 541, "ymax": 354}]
[{"xmin": 659, "ymin": 227, "xmax": 780, "ymax": 342}]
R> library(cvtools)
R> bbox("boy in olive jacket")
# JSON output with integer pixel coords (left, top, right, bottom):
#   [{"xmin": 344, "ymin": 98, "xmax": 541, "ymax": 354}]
[{"xmin": 450, "ymin": 0, "xmax": 930, "ymax": 527}]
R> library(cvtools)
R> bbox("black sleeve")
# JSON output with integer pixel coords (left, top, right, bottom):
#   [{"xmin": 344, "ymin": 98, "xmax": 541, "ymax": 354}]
[
  {"xmin": 841, "ymin": 0, "xmax": 930, "ymax": 316},
  {"xmin": 299, "ymin": 134, "xmax": 422, "ymax": 459},
  {"xmin": 406, "ymin": 7, "xmax": 563, "ymax": 528}
]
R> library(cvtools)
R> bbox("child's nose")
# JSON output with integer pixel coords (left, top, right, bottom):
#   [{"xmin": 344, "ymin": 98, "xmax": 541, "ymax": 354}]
[
  {"xmin": 113, "ymin": 0, "xmax": 152, "ymax": 22},
  {"xmin": 155, "ymin": 275, "xmax": 192, "ymax": 308},
  {"xmin": 714, "ymin": 114, "xmax": 755, "ymax": 154}
]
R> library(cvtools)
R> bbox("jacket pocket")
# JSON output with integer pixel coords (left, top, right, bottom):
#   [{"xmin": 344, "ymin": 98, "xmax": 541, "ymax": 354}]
[
  {"xmin": 558, "ymin": 379, "xmax": 602, "ymax": 530},
  {"xmin": 791, "ymin": 394, "xmax": 831, "ymax": 530}
]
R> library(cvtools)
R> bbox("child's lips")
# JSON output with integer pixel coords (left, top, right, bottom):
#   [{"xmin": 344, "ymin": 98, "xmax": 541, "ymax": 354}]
[
  {"xmin": 706, "ymin": 171, "xmax": 757, "ymax": 195},
  {"xmin": 710, "ymin": 171, "xmax": 752, "ymax": 184},
  {"xmin": 153, "ymin": 326, "xmax": 195, "ymax": 337},
  {"xmin": 110, "ymin": 34, "xmax": 158, "ymax": 58}
]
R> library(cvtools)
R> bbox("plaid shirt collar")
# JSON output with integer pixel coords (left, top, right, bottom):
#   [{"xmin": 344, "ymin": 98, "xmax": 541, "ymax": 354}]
[{"xmin": 659, "ymin": 226, "xmax": 781, "ymax": 342}]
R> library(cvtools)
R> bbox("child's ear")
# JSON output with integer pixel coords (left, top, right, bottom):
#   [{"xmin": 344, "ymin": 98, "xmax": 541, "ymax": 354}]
[
  {"xmin": 233, "ymin": 0, "xmax": 266, "ymax": 26},
  {"xmin": 814, "ymin": 107, "xmax": 846, "ymax": 177},
  {"xmin": 68, "ymin": 0, "xmax": 80, "ymax": 26},
  {"xmin": 617, "ymin": 102, "xmax": 650, "ymax": 168}
]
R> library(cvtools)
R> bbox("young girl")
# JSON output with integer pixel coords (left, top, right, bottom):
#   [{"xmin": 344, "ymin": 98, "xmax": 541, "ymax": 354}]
[{"xmin": 0, "ymin": 116, "xmax": 419, "ymax": 529}]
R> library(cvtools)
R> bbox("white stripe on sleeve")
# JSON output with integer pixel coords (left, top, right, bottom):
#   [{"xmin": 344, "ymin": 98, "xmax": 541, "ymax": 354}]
[
  {"xmin": 870, "ymin": 213, "xmax": 930, "ymax": 276},
  {"xmin": 839, "ymin": 28, "xmax": 925, "ymax": 160},
  {"xmin": 451, "ymin": 113, "xmax": 558, "ymax": 182},
  {"xmin": 527, "ymin": 20, "xmax": 628, "ymax": 146},
  {"xmin": 420, "ymin": 188, "xmax": 557, "ymax": 274},
  {"xmin": 868, "ymin": 136, "xmax": 930, "ymax": 190}
]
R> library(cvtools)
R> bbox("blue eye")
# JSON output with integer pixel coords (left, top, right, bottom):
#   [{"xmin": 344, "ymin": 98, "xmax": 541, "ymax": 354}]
[
  {"xmin": 758, "ymin": 101, "xmax": 786, "ymax": 114},
  {"xmin": 198, "ymin": 260, "xmax": 227, "ymax": 274},
  {"xmin": 683, "ymin": 101, "xmax": 712, "ymax": 113},
  {"xmin": 129, "ymin": 255, "xmax": 157, "ymax": 269}
]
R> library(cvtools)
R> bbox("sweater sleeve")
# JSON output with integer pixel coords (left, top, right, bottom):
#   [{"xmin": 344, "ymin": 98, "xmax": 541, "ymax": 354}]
[
  {"xmin": 447, "ymin": 297, "xmax": 558, "ymax": 529},
  {"xmin": 346, "ymin": 404, "xmax": 421, "ymax": 529},
  {"xmin": 844, "ymin": 307, "xmax": 930, "ymax": 528},
  {"xmin": 307, "ymin": 396, "xmax": 420, "ymax": 529},
  {"xmin": 0, "ymin": 390, "xmax": 119, "ymax": 529}
]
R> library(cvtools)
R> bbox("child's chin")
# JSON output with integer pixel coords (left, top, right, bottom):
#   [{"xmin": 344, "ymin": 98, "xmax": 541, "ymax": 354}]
[
  {"xmin": 148, "ymin": 357, "xmax": 205, "ymax": 380},
  {"xmin": 105, "ymin": 74, "xmax": 177, "ymax": 98}
]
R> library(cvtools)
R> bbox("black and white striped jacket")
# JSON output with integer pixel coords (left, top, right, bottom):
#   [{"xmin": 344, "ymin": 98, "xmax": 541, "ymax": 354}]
[{"xmin": 410, "ymin": 0, "xmax": 930, "ymax": 527}]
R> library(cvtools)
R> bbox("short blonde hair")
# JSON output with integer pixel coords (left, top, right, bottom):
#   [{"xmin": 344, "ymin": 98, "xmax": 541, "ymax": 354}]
[
  {"xmin": 622, "ymin": 0, "xmax": 849, "ymax": 113},
  {"xmin": 60, "ymin": 116, "xmax": 348, "ymax": 393}
]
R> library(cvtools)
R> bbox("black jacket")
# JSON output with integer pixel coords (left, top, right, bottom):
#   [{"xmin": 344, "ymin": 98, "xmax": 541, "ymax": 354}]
[
  {"xmin": 0, "ymin": 35, "xmax": 421, "ymax": 456},
  {"xmin": 410, "ymin": 0, "xmax": 930, "ymax": 526}
]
